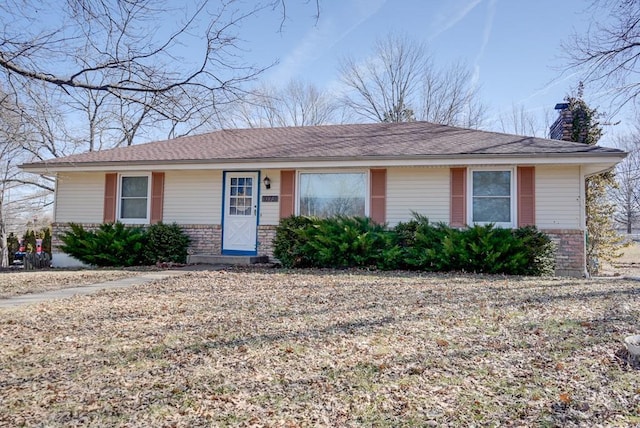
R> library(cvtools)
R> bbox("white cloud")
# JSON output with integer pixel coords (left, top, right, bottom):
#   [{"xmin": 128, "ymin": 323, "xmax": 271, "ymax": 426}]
[
  {"xmin": 471, "ymin": 0, "xmax": 497, "ymax": 88},
  {"xmin": 429, "ymin": 0, "xmax": 483, "ymax": 40},
  {"xmin": 267, "ymin": 0, "xmax": 387, "ymax": 84}
]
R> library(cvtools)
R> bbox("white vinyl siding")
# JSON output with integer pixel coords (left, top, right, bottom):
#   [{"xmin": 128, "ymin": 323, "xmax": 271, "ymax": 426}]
[
  {"xmin": 55, "ymin": 172, "xmax": 105, "ymax": 223},
  {"xmin": 386, "ymin": 167, "xmax": 449, "ymax": 226},
  {"xmin": 52, "ymin": 164, "xmax": 585, "ymax": 232},
  {"xmin": 259, "ymin": 169, "xmax": 280, "ymax": 226},
  {"xmin": 163, "ymin": 170, "xmax": 222, "ymax": 224},
  {"xmin": 536, "ymin": 165, "xmax": 582, "ymax": 229}
]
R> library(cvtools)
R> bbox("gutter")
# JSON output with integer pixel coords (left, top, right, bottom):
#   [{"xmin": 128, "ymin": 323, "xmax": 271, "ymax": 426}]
[{"xmin": 20, "ymin": 151, "xmax": 628, "ymax": 174}]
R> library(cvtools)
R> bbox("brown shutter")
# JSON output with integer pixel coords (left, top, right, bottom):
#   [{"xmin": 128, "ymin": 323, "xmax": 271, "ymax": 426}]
[
  {"xmin": 450, "ymin": 167, "xmax": 467, "ymax": 227},
  {"xmin": 103, "ymin": 173, "xmax": 117, "ymax": 223},
  {"xmin": 280, "ymin": 170, "xmax": 296, "ymax": 218},
  {"xmin": 370, "ymin": 169, "xmax": 386, "ymax": 224},
  {"xmin": 150, "ymin": 172, "xmax": 165, "ymax": 224},
  {"xmin": 517, "ymin": 166, "xmax": 535, "ymax": 227}
]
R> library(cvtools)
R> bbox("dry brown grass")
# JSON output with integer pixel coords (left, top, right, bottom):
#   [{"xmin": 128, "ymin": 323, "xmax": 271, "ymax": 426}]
[
  {"xmin": 1, "ymin": 269, "xmax": 639, "ymax": 427},
  {"xmin": 601, "ymin": 241, "xmax": 640, "ymax": 277},
  {"xmin": 0, "ymin": 269, "xmax": 147, "ymax": 299}
]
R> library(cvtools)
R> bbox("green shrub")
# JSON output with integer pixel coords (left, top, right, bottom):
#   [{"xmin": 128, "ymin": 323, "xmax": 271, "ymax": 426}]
[
  {"xmin": 394, "ymin": 215, "xmax": 556, "ymax": 275},
  {"xmin": 23, "ymin": 230, "xmax": 37, "ymax": 253},
  {"xmin": 396, "ymin": 216, "xmax": 457, "ymax": 271},
  {"xmin": 60, "ymin": 222, "xmax": 192, "ymax": 267},
  {"xmin": 512, "ymin": 226, "xmax": 556, "ymax": 276},
  {"xmin": 456, "ymin": 224, "xmax": 529, "ymax": 274},
  {"xmin": 60, "ymin": 222, "xmax": 147, "ymax": 267},
  {"xmin": 297, "ymin": 216, "xmax": 391, "ymax": 269},
  {"xmin": 42, "ymin": 227, "xmax": 52, "ymax": 254},
  {"xmin": 6, "ymin": 232, "xmax": 19, "ymax": 265},
  {"xmin": 142, "ymin": 222, "xmax": 190, "ymax": 264},
  {"xmin": 273, "ymin": 215, "xmax": 315, "ymax": 268},
  {"xmin": 270, "ymin": 214, "xmax": 557, "ymax": 275}
]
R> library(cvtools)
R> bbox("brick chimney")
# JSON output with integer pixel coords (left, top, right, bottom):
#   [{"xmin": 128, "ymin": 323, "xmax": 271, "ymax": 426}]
[{"xmin": 549, "ymin": 102, "xmax": 573, "ymax": 141}]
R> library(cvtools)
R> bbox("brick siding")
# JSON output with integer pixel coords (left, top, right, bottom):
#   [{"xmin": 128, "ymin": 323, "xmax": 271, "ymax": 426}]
[
  {"xmin": 257, "ymin": 225, "xmax": 277, "ymax": 260},
  {"xmin": 543, "ymin": 229, "xmax": 586, "ymax": 277},
  {"xmin": 179, "ymin": 225, "xmax": 222, "ymax": 255}
]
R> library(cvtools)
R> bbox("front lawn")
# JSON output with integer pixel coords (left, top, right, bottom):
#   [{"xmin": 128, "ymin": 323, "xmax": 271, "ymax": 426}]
[
  {"xmin": 1, "ymin": 270, "xmax": 638, "ymax": 426},
  {"xmin": 0, "ymin": 269, "xmax": 146, "ymax": 299}
]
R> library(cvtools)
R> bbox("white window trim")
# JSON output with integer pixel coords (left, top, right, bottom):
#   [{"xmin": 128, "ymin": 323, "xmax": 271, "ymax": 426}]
[
  {"xmin": 467, "ymin": 167, "xmax": 516, "ymax": 228},
  {"xmin": 117, "ymin": 173, "xmax": 151, "ymax": 224},
  {"xmin": 295, "ymin": 169, "xmax": 370, "ymax": 217}
]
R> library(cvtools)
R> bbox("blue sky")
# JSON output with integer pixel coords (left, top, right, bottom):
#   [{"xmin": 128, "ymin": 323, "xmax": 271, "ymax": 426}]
[{"xmin": 236, "ymin": 0, "xmax": 630, "ymax": 146}]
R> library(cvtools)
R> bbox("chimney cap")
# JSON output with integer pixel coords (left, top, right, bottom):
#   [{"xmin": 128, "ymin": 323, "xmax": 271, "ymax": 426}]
[{"xmin": 554, "ymin": 103, "xmax": 569, "ymax": 110}]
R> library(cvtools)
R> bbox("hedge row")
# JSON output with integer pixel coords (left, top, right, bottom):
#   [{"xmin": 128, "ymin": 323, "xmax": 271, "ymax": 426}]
[
  {"xmin": 60, "ymin": 222, "xmax": 190, "ymax": 267},
  {"xmin": 273, "ymin": 214, "xmax": 556, "ymax": 275}
]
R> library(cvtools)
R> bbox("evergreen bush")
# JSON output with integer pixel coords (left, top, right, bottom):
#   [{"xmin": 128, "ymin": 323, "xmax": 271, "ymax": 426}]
[
  {"xmin": 273, "ymin": 214, "xmax": 556, "ymax": 275},
  {"xmin": 60, "ymin": 222, "xmax": 191, "ymax": 267},
  {"xmin": 296, "ymin": 216, "xmax": 390, "ymax": 268},
  {"xmin": 142, "ymin": 222, "xmax": 190, "ymax": 264},
  {"xmin": 273, "ymin": 215, "xmax": 315, "ymax": 268},
  {"xmin": 60, "ymin": 222, "xmax": 147, "ymax": 267}
]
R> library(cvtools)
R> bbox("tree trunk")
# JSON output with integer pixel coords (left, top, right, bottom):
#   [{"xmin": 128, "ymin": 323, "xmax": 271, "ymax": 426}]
[{"xmin": 0, "ymin": 212, "xmax": 7, "ymax": 268}]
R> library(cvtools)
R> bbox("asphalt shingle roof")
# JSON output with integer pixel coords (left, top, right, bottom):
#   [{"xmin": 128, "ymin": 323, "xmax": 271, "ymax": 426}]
[{"xmin": 22, "ymin": 121, "xmax": 624, "ymax": 168}]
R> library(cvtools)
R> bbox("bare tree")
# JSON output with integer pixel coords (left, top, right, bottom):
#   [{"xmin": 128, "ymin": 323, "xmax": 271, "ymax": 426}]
[
  {"xmin": 563, "ymin": 0, "xmax": 640, "ymax": 113},
  {"xmin": 339, "ymin": 34, "xmax": 486, "ymax": 127},
  {"xmin": 0, "ymin": 1, "xmax": 266, "ymax": 118},
  {"xmin": 421, "ymin": 61, "xmax": 486, "ymax": 128},
  {"xmin": 339, "ymin": 34, "xmax": 424, "ymax": 123},
  {"xmin": 0, "ymin": 92, "xmax": 30, "ymax": 267},
  {"xmin": 226, "ymin": 79, "xmax": 337, "ymax": 128},
  {"xmin": 0, "ymin": 1, "xmax": 327, "ymax": 149},
  {"xmin": 0, "ymin": 0, "xmax": 323, "ymax": 218},
  {"xmin": 611, "ymin": 133, "xmax": 640, "ymax": 234},
  {"xmin": 497, "ymin": 104, "xmax": 541, "ymax": 136}
]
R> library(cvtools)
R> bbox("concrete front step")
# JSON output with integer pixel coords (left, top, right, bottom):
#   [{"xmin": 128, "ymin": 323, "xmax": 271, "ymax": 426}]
[{"xmin": 187, "ymin": 254, "xmax": 270, "ymax": 265}]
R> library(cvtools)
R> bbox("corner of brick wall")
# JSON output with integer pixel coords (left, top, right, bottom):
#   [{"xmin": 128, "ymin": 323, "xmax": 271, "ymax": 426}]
[
  {"xmin": 257, "ymin": 225, "xmax": 277, "ymax": 261},
  {"xmin": 543, "ymin": 229, "xmax": 587, "ymax": 277}
]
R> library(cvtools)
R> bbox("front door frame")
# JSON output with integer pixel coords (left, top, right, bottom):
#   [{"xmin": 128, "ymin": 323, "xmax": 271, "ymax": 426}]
[{"xmin": 221, "ymin": 170, "xmax": 260, "ymax": 255}]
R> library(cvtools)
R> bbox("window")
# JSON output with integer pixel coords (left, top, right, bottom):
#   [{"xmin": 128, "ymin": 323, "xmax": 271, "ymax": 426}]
[
  {"xmin": 299, "ymin": 172, "xmax": 366, "ymax": 217},
  {"xmin": 119, "ymin": 175, "xmax": 149, "ymax": 223},
  {"xmin": 470, "ymin": 169, "xmax": 514, "ymax": 227},
  {"xmin": 229, "ymin": 177, "xmax": 253, "ymax": 216}
]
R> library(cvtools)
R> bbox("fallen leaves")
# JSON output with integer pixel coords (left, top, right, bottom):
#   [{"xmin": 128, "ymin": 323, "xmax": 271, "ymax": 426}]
[
  {"xmin": 0, "ymin": 269, "xmax": 146, "ymax": 298},
  {"xmin": 0, "ymin": 269, "xmax": 639, "ymax": 426},
  {"xmin": 435, "ymin": 338, "xmax": 449, "ymax": 347},
  {"xmin": 559, "ymin": 392, "xmax": 573, "ymax": 404}
]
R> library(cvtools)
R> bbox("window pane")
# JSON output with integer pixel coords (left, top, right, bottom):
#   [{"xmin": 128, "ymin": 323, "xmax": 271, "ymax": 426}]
[
  {"xmin": 121, "ymin": 199, "xmax": 147, "ymax": 219},
  {"xmin": 473, "ymin": 197, "xmax": 511, "ymax": 222},
  {"xmin": 473, "ymin": 171, "xmax": 510, "ymax": 196},
  {"xmin": 122, "ymin": 176, "xmax": 148, "ymax": 198},
  {"xmin": 299, "ymin": 173, "xmax": 366, "ymax": 217}
]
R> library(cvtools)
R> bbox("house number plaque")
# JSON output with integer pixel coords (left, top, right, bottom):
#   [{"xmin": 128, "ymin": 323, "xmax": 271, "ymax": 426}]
[{"xmin": 261, "ymin": 195, "xmax": 279, "ymax": 202}]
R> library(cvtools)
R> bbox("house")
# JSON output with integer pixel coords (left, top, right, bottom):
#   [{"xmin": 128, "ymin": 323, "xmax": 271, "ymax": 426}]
[{"xmin": 20, "ymin": 121, "xmax": 626, "ymax": 276}]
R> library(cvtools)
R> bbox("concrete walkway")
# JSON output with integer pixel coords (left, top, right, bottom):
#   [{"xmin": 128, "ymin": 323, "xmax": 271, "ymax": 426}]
[{"xmin": 0, "ymin": 270, "xmax": 190, "ymax": 310}]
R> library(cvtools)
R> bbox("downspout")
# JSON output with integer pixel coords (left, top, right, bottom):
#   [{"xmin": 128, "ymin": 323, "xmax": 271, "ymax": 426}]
[{"xmin": 579, "ymin": 165, "xmax": 589, "ymax": 278}]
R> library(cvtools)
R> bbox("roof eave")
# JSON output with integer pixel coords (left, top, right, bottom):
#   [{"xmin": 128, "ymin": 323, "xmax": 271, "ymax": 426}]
[{"xmin": 20, "ymin": 151, "xmax": 628, "ymax": 174}]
